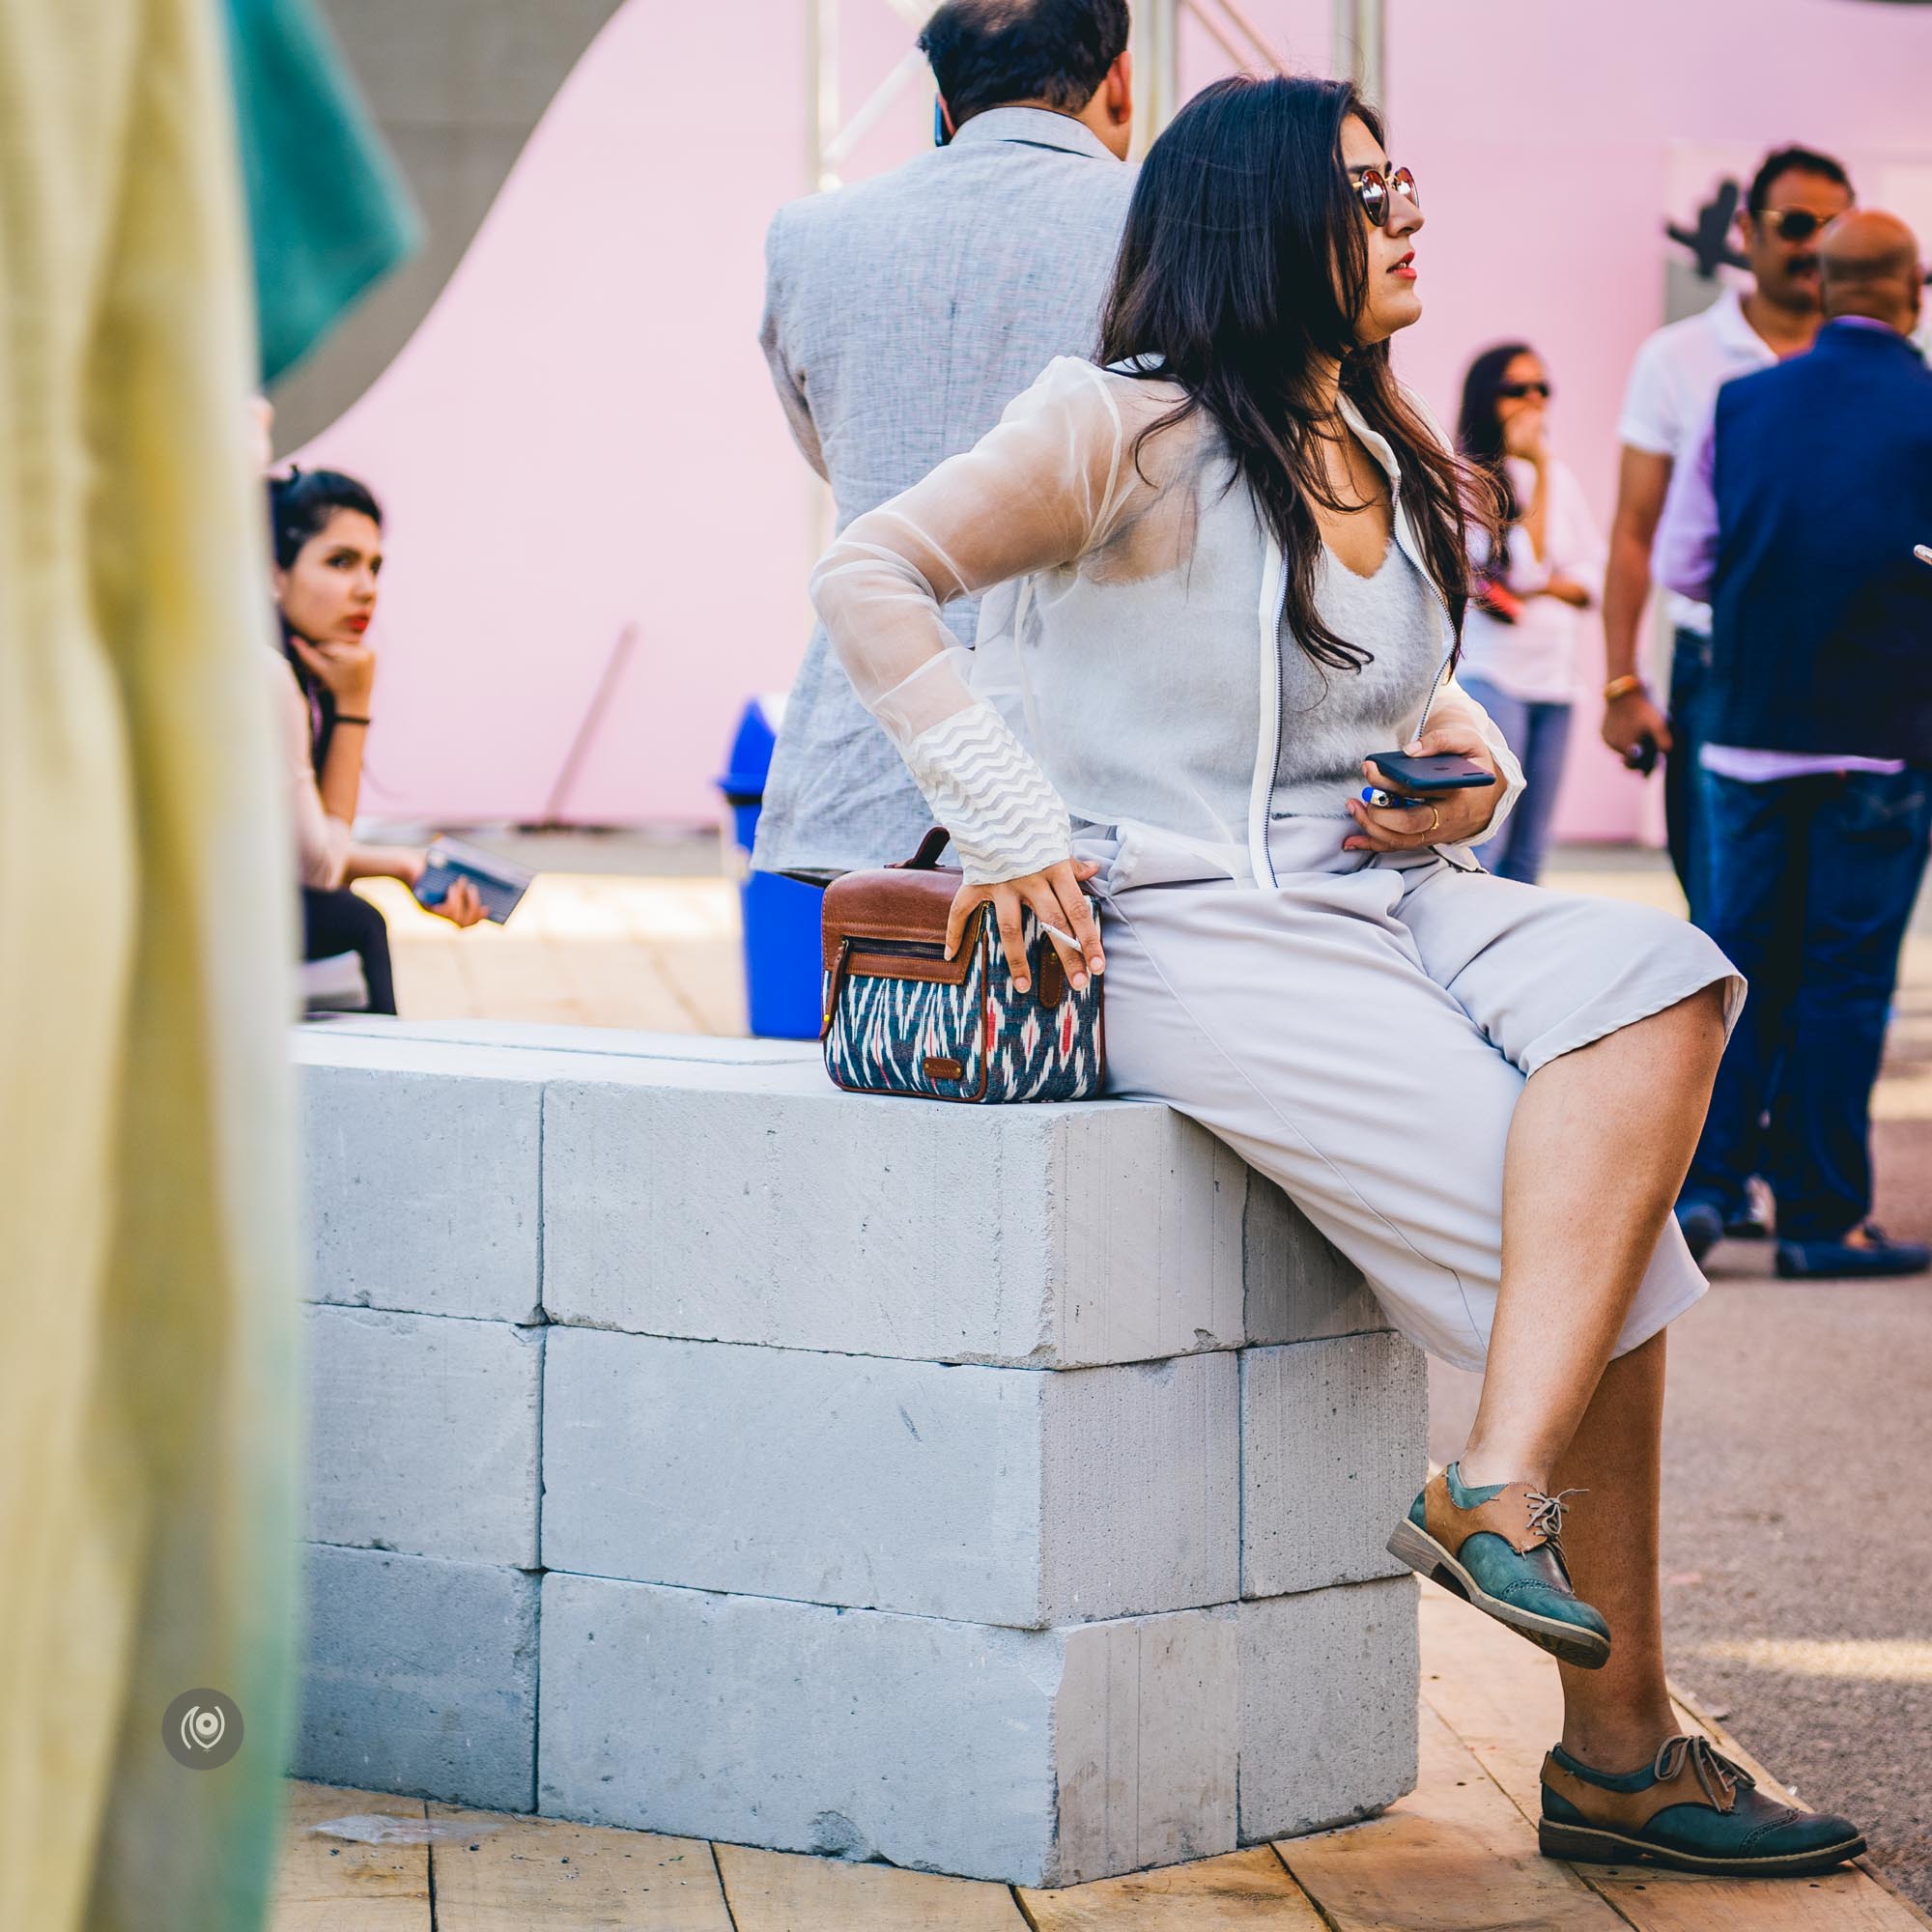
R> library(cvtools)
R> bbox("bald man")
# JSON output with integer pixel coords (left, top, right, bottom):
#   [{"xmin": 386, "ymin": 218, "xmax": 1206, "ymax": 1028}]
[{"xmin": 1655, "ymin": 211, "xmax": 1932, "ymax": 1279}]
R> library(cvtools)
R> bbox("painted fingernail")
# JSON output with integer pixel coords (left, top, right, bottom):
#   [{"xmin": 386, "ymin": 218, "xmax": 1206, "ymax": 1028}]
[
  {"xmin": 1015, "ymin": 977, "xmax": 1031, "ymax": 992},
  {"xmin": 1072, "ymin": 973, "xmax": 1089, "ymax": 990}
]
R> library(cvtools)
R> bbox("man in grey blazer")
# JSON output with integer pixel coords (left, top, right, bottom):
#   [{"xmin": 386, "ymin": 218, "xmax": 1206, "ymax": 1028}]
[{"xmin": 753, "ymin": 0, "xmax": 1137, "ymax": 880}]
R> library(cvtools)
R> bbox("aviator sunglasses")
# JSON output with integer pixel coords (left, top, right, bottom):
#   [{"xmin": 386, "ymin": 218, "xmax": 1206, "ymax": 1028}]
[
  {"xmin": 1759, "ymin": 207, "xmax": 1833, "ymax": 243},
  {"xmin": 1351, "ymin": 164, "xmax": 1419, "ymax": 228},
  {"xmin": 1498, "ymin": 380, "xmax": 1552, "ymax": 401}
]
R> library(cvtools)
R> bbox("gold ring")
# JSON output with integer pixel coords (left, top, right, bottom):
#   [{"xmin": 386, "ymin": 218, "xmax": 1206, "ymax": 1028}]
[{"xmin": 1427, "ymin": 805, "xmax": 1441, "ymax": 835}]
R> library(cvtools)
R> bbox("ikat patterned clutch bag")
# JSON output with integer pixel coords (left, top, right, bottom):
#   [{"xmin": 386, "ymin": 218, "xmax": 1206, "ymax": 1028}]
[{"xmin": 819, "ymin": 831, "xmax": 1105, "ymax": 1104}]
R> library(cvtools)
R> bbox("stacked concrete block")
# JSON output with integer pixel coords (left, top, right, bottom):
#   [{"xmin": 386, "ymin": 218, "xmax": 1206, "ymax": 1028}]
[
  {"xmin": 295, "ymin": 1034, "xmax": 554, "ymax": 1809},
  {"xmin": 541, "ymin": 1332, "xmax": 1237, "ymax": 1624},
  {"xmin": 538, "ymin": 1577, "xmax": 1240, "ymax": 1885},
  {"xmin": 305, "ymin": 1306, "xmax": 542, "ymax": 1567},
  {"xmin": 1240, "ymin": 1331, "xmax": 1430, "ymax": 1599},
  {"xmin": 302, "ymin": 1036, "xmax": 547, "ymax": 1323},
  {"xmin": 301, "ymin": 1546, "xmax": 539, "ymax": 1814},
  {"xmin": 292, "ymin": 1022, "xmax": 1427, "ymax": 1885}
]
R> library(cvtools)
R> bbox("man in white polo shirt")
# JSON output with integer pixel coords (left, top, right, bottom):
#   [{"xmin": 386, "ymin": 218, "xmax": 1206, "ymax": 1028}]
[{"xmin": 1600, "ymin": 145, "xmax": 1855, "ymax": 923}]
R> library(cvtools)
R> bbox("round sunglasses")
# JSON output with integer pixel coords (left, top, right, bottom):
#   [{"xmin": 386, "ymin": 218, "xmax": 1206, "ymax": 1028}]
[{"xmin": 1351, "ymin": 164, "xmax": 1419, "ymax": 228}]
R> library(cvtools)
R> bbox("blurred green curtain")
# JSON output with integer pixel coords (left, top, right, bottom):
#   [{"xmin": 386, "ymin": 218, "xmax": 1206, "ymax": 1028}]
[
  {"xmin": 0, "ymin": 1, "xmax": 408, "ymax": 1927},
  {"xmin": 224, "ymin": 0, "xmax": 419, "ymax": 384}
]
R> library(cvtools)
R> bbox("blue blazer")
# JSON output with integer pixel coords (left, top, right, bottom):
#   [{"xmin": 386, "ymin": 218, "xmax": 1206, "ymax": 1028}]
[{"xmin": 1710, "ymin": 320, "xmax": 1932, "ymax": 759}]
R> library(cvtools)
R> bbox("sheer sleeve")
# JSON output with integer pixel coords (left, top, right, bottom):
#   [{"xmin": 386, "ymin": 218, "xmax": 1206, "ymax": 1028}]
[
  {"xmin": 1431, "ymin": 675, "xmax": 1527, "ymax": 854},
  {"xmin": 810, "ymin": 357, "xmax": 1144, "ymax": 884}
]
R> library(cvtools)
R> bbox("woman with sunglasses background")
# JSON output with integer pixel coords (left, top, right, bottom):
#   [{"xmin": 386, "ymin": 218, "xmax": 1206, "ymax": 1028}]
[
  {"xmin": 1453, "ymin": 345, "xmax": 1605, "ymax": 885},
  {"xmin": 810, "ymin": 73, "xmax": 1862, "ymax": 1878}
]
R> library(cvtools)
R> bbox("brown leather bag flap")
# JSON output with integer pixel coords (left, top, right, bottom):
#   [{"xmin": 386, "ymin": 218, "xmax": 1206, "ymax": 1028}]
[{"xmin": 821, "ymin": 856, "xmax": 965, "ymax": 973}]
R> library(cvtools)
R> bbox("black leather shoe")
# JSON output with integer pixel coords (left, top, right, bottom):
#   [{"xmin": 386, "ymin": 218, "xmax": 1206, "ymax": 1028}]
[{"xmin": 1776, "ymin": 1222, "xmax": 1932, "ymax": 1279}]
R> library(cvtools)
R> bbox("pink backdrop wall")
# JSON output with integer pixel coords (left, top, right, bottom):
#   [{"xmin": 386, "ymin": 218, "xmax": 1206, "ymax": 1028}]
[{"xmin": 298, "ymin": 0, "xmax": 1932, "ymax": 833}]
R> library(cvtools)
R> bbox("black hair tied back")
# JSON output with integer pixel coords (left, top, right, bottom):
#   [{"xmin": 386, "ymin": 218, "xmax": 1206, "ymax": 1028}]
[{"xmin": 268, "ymin": 466, "xmax": 382, "ymax": 570}]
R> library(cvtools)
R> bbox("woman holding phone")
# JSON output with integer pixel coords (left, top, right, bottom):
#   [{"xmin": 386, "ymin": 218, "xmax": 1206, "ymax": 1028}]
[
  {"xmin": 1453, "ymin": 343, "xmax": 1605, "ymax": 884},
  {"xmin": 810, "ymin": 75, "xmax": 1864, "ymax": 1877}
]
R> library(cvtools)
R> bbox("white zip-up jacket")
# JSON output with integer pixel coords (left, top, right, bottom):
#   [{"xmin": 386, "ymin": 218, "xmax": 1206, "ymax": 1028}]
[{"xmin": 810, "ymin": 356, "xmax": 1523, "ymax": 890}]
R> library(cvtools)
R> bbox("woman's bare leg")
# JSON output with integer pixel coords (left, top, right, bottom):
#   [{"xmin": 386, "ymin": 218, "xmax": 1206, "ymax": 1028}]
[
  {"xmin": 1458, "ymin": 982, "xmax": 1729, "ymax": 1492},
  {"xmin": 1548, "ymin": 1331, "xmax": 1676, "ymax": 1766}
]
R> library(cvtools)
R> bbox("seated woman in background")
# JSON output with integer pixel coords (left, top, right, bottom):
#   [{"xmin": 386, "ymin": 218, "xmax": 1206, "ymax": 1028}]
[
  {"xmin": 270, "ymin": 468, "xmax": 484, "ymax": 1013},
  {"xmin": 1453, "ymin": 344, "xmax": 1605, "ymax": 885}
]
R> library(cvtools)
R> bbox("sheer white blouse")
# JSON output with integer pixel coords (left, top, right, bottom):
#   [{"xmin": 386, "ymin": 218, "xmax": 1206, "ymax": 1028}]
[{"xmin": 810, "ymin": 357, "xmax": 1521, "ymax": 889}]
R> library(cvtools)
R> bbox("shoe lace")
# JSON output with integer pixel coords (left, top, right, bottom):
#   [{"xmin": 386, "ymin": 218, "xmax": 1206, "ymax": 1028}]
[
  {"xmin": 1654, "ymin": 1734, "xmax": 1756, "ymax": 1807},
  {"xmin": 1523, "ymin": 1486, "xmax": 1586, "ymax": 1553}
]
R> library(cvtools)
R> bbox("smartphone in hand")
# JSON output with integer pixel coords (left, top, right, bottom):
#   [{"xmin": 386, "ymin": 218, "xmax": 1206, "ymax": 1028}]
[{"xmin": 1365, "ymin": 751, "xmax": 1498, "ymax": 792}]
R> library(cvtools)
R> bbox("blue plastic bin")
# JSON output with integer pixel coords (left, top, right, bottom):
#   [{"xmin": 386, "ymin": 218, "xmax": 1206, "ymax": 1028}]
[{"xmin": 719, "ymin": 696, "xmax": 825, "ymax": 1039}]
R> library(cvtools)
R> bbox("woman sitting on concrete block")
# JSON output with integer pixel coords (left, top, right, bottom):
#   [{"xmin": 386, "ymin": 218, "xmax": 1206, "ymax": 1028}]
[{"xmin": 810, "ymin": 73, "xmax": 1864, "ymax": 1880}]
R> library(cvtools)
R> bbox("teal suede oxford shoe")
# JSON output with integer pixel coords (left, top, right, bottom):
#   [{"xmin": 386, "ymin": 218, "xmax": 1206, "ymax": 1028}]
[
  {"xmin": 1386, "ymin": 1463, "xmax": 1610, "ymax": 1669},
  {"xmin": 1541, "ymin": 1735, "xmax": 1865, "ymax": 1877}
]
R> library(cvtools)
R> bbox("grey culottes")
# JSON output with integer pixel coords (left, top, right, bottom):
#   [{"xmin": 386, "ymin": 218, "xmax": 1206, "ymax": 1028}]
[{"xmin": 1097, "ymin": 833, "xmax": 1746, "ymax": 1373}]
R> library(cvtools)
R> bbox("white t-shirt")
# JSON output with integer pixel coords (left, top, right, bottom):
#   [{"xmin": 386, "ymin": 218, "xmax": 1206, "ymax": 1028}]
[
  {"xmin": 1457, "ymin": 455, "xmax": 1605, "ymax": 704},
  {"xmin": 1616, "ymin": 287, "xmax": 1778, "ymax": 636}
]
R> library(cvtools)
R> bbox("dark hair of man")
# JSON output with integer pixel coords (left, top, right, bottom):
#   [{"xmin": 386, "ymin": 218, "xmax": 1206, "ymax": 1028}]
[
  {"xmin": 918, "ymin": 0, "xmax": 1130, "ymax": 124},
  {"xmin": 1457, "ymin": 341, "xmax": 1534, "ymax": 577},
  {"xmin": 1746, "ymin": 144, "xmax": 1852, "ymax": 217},
  {"xmin": 1098, "ymin": 73, "xmax": 1499, "ymax": 671},
  {"xmin": 268, "ymin": 467, "xmax": 383, "ymax": 571}
]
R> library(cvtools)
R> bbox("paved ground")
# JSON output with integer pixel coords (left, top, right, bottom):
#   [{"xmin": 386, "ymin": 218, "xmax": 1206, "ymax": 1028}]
[{"xmin": 1430, "ymin": 847, "xmax": 1932, "ymax": 1913}]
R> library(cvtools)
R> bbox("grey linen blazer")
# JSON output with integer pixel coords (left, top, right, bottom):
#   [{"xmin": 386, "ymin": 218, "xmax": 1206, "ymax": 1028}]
[{"xmin": 753, "ymin": 106, "xmax": 1135, "ymax": 878}]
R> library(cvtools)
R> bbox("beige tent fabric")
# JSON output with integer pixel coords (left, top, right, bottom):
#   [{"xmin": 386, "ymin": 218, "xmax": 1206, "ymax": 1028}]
[{"xmin": 0, "ymin": 2, "xmax": 301, "ymax": 1928}]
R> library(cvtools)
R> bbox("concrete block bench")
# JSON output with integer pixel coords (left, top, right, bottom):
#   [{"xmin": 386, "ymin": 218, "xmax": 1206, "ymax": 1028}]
[{"xmin": 293, "ymin": 1019, "xmax": 1426, "ymax": 1886}]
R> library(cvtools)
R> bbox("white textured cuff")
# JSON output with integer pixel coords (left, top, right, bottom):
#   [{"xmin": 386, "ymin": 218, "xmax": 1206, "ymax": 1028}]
[
  {"xmin": 1457, "ymin": 707, "xmax": 1526, "ymax": 852},
  {"xmin": 901, "ymin": 705, "xmax": 1072, "ymax": 885}
]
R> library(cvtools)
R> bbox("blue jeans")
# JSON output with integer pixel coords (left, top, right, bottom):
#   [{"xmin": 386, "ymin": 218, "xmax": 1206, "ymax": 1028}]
[
  {"xmin": 1456, "ymin": 676, "xmax": 1572, "ymax": 885},
  {"xmin": 1686, "ymin": 766, "xmax": 1932, "ymax": 1239},
  {"xmin": 1664, "ymin": 629, "xmax": 1713, "ymax": 926}
]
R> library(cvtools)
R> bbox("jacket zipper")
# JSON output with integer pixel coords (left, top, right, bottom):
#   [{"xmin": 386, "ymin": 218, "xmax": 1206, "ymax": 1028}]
[{"xmin": 1249, "ymin": 536, "xmax": 1286, "ymax": 888}]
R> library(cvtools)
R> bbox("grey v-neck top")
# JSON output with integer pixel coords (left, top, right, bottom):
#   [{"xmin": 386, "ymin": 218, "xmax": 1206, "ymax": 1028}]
[{"xmin": 1271, "ymin": 538, "xmax": 1449, "ymax": 821}]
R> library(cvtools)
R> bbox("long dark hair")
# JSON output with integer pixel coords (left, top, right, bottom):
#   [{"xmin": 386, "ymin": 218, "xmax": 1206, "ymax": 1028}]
[
  {"xmin": 268, "ymin": 467, "xmax": 384, "ymax": 766},
  {"xmin": 1096, "ymin": 73, "xmax": 1496, "ymax": 670},
  {"xmin": 1457, "ymin": 341, "xmax": 1532, "ymax": 575}
]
